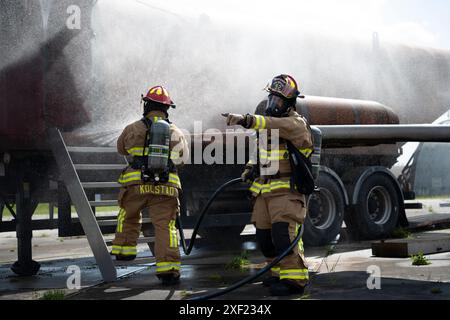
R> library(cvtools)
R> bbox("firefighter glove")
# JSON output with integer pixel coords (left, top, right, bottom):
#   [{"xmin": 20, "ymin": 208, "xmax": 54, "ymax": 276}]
[
  {"xmin": 222, "ymin": 113, "xmax": 252, "ymax": 128},
  {"xmin": 241, "ymin": 165, "xmax": 257, "ymax": 184}
]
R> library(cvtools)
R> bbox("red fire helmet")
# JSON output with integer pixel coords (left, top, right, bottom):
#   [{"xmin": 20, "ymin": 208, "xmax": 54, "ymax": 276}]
[{"xmin": 142, "ymin": 86, "xmax": 176, "ymax": 108}]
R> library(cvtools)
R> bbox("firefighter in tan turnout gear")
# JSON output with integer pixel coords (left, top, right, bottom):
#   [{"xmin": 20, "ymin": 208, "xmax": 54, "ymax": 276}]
[
  {"xmin": 223, "ymin": 75, "xmax": 313, "ymax": 296},
  {"xmin": 111, "ymin": 85, "xmax": 189, "ymax": 286}
]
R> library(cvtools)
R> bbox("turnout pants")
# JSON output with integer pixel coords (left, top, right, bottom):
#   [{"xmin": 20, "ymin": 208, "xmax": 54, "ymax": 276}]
[
  {"xmin": 112, "ymin": 184, "xmax": 181, "ymax": 277},
  {"xmin": 252, "ymin": 191, "xmax": 309, "ymax": 287}
]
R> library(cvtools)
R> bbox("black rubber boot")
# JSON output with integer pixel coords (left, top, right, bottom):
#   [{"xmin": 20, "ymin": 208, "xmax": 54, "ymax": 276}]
[
  {"xmin": 269, "ymin": 280, "xmax": 306, "ymax": 297},
  {"xmin": 111, "ymin": 252, "xmax": 136, "ymax": 261},
  {"xmin": 262, "ymin": 276, "xmax": 280, "ymax": 287},
  {"xmin": 158, "ymin": 274, "xmax": 180, "ymax": 286}
]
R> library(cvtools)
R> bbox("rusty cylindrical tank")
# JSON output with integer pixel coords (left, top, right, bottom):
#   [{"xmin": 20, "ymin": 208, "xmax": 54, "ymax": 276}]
[{"xmin": 256, "ymin": 95, "xmax": 400, "ymax": 126}]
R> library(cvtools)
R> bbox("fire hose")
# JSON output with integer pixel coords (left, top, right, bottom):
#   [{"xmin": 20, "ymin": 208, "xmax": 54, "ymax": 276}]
[{"xmin": 175, "ymin": 177, "xmax": 305, "ymax": 300}]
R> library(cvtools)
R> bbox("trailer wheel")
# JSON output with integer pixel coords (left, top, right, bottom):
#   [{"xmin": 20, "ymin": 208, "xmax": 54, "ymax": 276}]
[
  {"xmin": 303, "ymin": 173, "xmax": 344, "ymax": 247},
  {"xmin": 352, "ymin": 173, "xmax": 400, "ymax": 239}
]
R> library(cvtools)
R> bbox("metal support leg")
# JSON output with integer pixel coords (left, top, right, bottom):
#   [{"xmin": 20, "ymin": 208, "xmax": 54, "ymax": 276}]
[
  {"xmin": 49, "ymin": 202, "xmax": 54, "ymax": 221},
  {"xmin": 58, "ymin": 183, "xmax": 73, "ymax": 237},
  {"xmin": 11, "ymin": 180, "xmax": 40, "ymax": 276}
]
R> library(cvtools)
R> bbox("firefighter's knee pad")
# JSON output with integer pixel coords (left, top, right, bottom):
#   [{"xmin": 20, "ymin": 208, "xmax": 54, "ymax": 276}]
[
  {"xmin": 272, "ymin": 222, "xmax": 294, "ymax": 256},
  {"xmin": 256, "ymin": 229, "xmax": 277, "ymax": 258}
]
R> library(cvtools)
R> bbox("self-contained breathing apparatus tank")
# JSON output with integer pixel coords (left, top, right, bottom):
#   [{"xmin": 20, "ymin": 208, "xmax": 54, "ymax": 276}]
[
  {"xmin": 287, "ymin": 125, "xmax": 322, "ymax": 195},
  {"xmin": 141, "ymin": 119, "xmax": 171, "ymax": 183}
]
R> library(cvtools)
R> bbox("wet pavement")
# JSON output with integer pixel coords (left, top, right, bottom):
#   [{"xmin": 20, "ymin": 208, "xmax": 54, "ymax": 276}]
[
  {"xmin": 1, "ymin": 201, "xmax": 450, "ymax": 300},
  {"xmin": 0, "ymin": 228, "xmax": 449, "ymax": 300}
]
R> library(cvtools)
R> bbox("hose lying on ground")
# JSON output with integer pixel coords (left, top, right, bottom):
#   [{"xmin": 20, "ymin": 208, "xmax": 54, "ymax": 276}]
[
  {"xmin": 174, "ymin": 177, "xmax": 305, "ymax": 300},
  {"xmin": 176, "ymin": 178, "xmax": 243, "ymax": 256},
  {"xmin": 188, "ymin": 223, "xmax": 304, "ymax": 301}
]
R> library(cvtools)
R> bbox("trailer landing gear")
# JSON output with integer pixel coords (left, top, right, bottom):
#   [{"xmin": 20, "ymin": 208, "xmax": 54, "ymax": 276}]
[{"xmin": 11, "ymin": 180, "xmax": 41, "ymax": 276}]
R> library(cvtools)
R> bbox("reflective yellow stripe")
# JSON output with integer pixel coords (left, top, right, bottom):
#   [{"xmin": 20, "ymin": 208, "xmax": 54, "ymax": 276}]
[
  {"xmin": 296, "ymin": 224, "xmax": 304, "ymax": 253},
  {"xmin": 111, "ymin": 245, "xmax": 137, "ymax": 256},
  {"xmin": 156, "ymin": 262, "xmax": 181, "ymax": 267},
  {"xmin": 120, "ymin": 249, "xmax": 137, "ymax": 255},
  {"xmin": 260, "ymin": 149, "xmax": 287, "ymax": 155},
  {"xmin": 299, "ymin": 148, "xmax": 313, "ymax": 158},
  {"xmin": 170, "ymin": 150, "xmax": 180, "ymax": 160},
  {"xmin": 119, "ymin": 171, "xmax": 181, "ymax": 188},
  {"xmin": 156, "ymin": 261, "xmax": 181, "ymax": 273},
  {"xmin": 118, "ymin": 171, "xmax": 142, "ymax": 184},
  {"xmin": 261, "ymin": 116, "xmax": 266, "ymax": 129},
  {"xmin": 127, "ymin": 147, "xmax": 149, "ymax": 156},
  {"xmin": 269, "ymin": 181, "xmax": 290, "ymax": 191},
  {"xmin": 111, "ymin": 245, "xmax": 122, "ymax": 255},
  {"xmin": 169, "ymin": 220, "xmax": 178, "ymax": 248},
  {"xmin": 259, "ymin": 148, "xmax": 312, "ymax": 160},
  {"xmin": 116, "ymin": 208, "xmax": 126, "ymax": 233},
  {"xmin": 254, "ymin": 116, "xmax": 260, "ymax": 129},
  {"xmin": 252, "ymin": 115, "xmax": 267, "ymax": 130},
  {"xmin": 250, "ymin": 180, "xmax": 291, "ymax": 194},
  {"xmin": 279, "ymin": 269, "xmax": 309, "ymax": 280},
  {"xmin": 259, "ymin": 149, "xmax": 289, "ymax": 161},
  {"xmin": 168, "ymin": 173, "xmax": 181, "ymax": 188},
  {"xmin": 120, "ymin": 209, "xmax": 126, "ymax": 233}
]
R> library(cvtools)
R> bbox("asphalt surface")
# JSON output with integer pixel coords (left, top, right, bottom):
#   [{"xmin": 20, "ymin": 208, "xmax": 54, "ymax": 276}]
[{"xmin": 1, "ymin": 200, "xmax": 450, "ymax": 300}]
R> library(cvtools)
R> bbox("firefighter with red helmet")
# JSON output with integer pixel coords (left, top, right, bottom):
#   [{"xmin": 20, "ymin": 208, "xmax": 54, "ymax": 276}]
[
  {"xmin": 111, "ymin": 85, "xmax": 189, "ymax": 286},
  {"xmin": 223, "ymin": 75, "xmax": 313, "ymax": 296}
]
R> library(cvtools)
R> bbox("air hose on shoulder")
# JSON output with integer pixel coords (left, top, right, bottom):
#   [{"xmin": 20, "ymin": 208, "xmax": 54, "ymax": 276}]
[{"xmin": 174, "ymin": 177, "xmax": 305, "ymax": 301}]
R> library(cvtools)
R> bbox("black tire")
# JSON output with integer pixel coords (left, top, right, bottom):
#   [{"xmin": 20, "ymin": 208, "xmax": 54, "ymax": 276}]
[
  {"xmin": 303, "ymin": 173, "xmax": 345, "ymax": 247},
  {"xmin": 349, "ymin": 173, "xmax": 400, "ymax": 240}
]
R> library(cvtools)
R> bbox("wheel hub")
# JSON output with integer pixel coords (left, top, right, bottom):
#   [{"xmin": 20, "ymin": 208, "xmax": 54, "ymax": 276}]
[
  {"xmin": 367, "ymin": 186, "xmax": 392, "ymax": 225},
  {"xmin": 308, "ymin": 188, "xmax": 336, "ymax": 230}
]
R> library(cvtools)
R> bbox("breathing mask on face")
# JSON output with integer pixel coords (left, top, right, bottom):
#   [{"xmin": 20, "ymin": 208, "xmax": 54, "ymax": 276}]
[{"xmin": 265, "ymin": 94, "xmax": 292, "ymax": 117}]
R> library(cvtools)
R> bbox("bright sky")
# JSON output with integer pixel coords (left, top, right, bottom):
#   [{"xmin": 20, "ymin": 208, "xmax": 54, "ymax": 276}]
[{"xmin": 137, "ymin": 0, "xmax": 450, "ymax": 50}]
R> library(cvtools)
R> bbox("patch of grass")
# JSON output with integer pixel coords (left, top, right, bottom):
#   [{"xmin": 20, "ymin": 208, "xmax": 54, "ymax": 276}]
[
  {"xmin": 40, "ymin": 233, "xmax": 50, "ymax": 238},
  {"xmin": 391, "ymin": 227, "xmax": 412, "ymax": 239},
  {"xmin": 430, "ymin": 287, "xmax": 442, "ymax": 294},
  {"xmin": 40, "ymin": 290, "xmax": 66, "ymax": 300},
  {"xmin": 410, "ymin": 253, "xmax": 431, "ymax": 266},
  {"xmin": 299, "ymin": 294, "xmax": 311, "ymax": 300},
  {"xmin": 325, "ymin": 245, "xmax": 336, "ymax": 257},
  {"xmin": 180, "ymin": 290, "xmax": 192, "ymax": 298},
  {"xmin": 95, "ymin": 206, "xmax": 120, "ymax": 213},
  {"xmin": 2, "ymin": 204, "xmax": 51, "ymax": 218},
  {"xmin": 225, "ymin": 251, "xmax": 250, "ymax": 270},
  {"xmin": 416, "ymin": 195, "xmax": 450, "ymax": 200}
]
